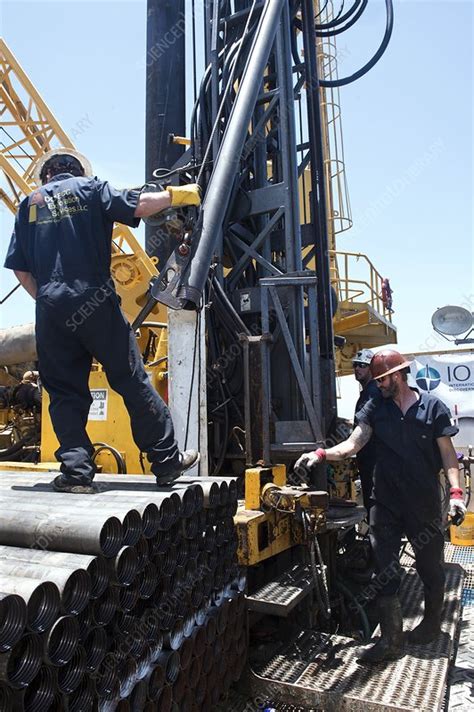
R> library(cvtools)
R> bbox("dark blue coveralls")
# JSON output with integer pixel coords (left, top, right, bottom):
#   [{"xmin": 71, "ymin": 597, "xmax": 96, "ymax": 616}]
[
  {"xmin": 4, "ymin": 173, "xmax": 180, "ymax": 485},
  {"xmin": 355, "ymin": 390, "xmax": 457, "ymax": 598},
  {"xmin": 354, "ymin": 378, "xmax": 380, "ymax": 514}
]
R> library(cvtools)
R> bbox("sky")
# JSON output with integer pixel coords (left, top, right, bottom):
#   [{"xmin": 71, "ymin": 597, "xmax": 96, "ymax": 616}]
[{"xmin": 0, "ymin": 0, "xmax": 472, "ymax": 417}]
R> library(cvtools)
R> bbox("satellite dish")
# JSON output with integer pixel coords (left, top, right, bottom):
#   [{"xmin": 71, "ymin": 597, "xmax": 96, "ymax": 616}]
[{"xmin": 431, "ymin": 306, "xmax": 473, "ymax": 336}]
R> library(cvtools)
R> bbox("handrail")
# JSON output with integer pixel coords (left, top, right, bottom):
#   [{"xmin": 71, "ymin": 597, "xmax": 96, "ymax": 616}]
[{"xmin": 329, "ymin": 249, "xmax": 394, "ymax": 321}]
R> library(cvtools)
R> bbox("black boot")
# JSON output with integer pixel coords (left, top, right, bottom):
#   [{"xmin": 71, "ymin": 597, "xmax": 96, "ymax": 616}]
[
  {"xmin": 407, "ymin": 586, "xmax": 444, "ymax": 645},
  {"xmin": 358, "ymin": 595, "xmax": 404, "ymax": 664}
]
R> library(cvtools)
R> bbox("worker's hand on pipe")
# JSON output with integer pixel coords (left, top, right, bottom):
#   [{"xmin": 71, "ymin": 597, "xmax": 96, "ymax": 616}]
[
  {"xmin": 166, "ymin": 184, "xmax": 202, "ymax": 207},
  {"xmin": 294, "ymin": 448, "xmax": 326, "ymax": 476},
  {"xmin": 449, "ymin": 488, "xmax": 467, "ymax": 526}
]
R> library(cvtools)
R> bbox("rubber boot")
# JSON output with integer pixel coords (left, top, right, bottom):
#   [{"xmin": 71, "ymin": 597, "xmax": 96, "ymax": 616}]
[
  {"xmin": 357, "ymin": 595, "xmax": 404, "ymax": 664},
  {"xmin": 407, "ymin": 587, "xmax": 444, "ymax": 645}
]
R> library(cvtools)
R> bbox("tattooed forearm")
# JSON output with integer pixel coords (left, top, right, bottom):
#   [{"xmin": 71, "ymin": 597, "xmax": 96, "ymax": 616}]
[{"xmin": 326, "ymin": 423, "xmax": 372, "ymax": 461}]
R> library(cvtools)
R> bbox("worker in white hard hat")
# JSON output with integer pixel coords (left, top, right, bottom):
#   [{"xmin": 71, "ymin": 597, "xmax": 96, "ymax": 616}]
[
  {"xmin": 352, "ymin": 348, "xmax": 379, "ymax": 516},
  {"xmin": 4, "ymin": 147, "xmax": 201, "ymax": 493}
]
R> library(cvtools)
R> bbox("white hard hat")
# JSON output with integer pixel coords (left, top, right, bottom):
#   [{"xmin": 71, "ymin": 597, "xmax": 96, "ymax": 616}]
[{"xmin": 34, "ymin": 148, "xmax": 93, "ymax": 185}]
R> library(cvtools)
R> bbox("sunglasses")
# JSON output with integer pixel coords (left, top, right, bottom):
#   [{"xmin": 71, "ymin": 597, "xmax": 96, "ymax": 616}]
[{"xmin": 353, "ymin": 362, "xmax": 369, "ymax": 369}]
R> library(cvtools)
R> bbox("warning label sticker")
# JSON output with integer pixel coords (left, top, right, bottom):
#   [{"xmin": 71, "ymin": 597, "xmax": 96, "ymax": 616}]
[{"xmin": 88, "ymin": 389, "xmax": 108, "ymax": 421}]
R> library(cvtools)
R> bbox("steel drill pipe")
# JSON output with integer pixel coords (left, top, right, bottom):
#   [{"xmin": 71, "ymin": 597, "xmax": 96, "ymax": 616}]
[
  {"xmin": 69, "ymin": 675, "xmax": 94, "ymax": 711},
  {"xmin": 138, "ymin": 561, "xmax": 158, "ymax": 600},
  {"xmin": 180, "ymin": 611, "xmax": 195, "ymax": 639},
  {"xmin": 92, "ymin": 586, "xmax": 119, "ymax": 626},
  {"xmin": 139, "ymin": 608, "xmax": 161, "ymax": 644},
  {"xmin": 95, "ymin": 489, "xmax": 182, "ymax": 531},
  {"xmin": 43, "ymin": 614, "xmax": 80, "ymax": 667},
  {"xmin": 202, "ymin": 525, "xmax": 216, "ymax": 553},
  {"xmin": 0, "ymin": 681, "xmax": 12, "ymax": 710},
  {"xmin": 0, "ymin": 632, "xmax": 42, "ymax": 689},
  {"xmin": 182, "ymin": 513, "xmax": 201, "ymax": 540},
  {"xmin": 149, "ymin": 528, "xmax": 172, "ymax": 556},
  {"xmin": 57, "ymin": 644, "xmax": 86, "ymax": 694},
  {"xmin": 194, "ymin": 597, "xmax": 211, "ymax": 628},
  {"xmin": 134, "ymin": 537, "xmax": 149, "ymax": 573},
  {"xmin": 187, "ymin": 653, "xmax": 203, "ymax": 690},
  {"xmin": 162, "ymin": 620, "xmax": 184, "ymax": 652},
  {"xmin": 148, "ymin": 632, "xmax": 164, "ymax": 663},
  {"xmin": 176, "ymin": 635, "xmax": 194, "ymax": 672},
  {"xmin": 153, "ymin": 544, "xmax": 177, "ymax": 576},
  {"xmin": 0, "ymin": 510, "xmax": 123, "ymax": 557},
  {"xmin": 83, "ymin": 626, "xmax": 108, "ymax": 672},
  {"xmin": 77, "ymin": 604, "xmax": 93, "ymax": 641},
  {"xmin": 136, "ymin": 645, "xmax": 153, "ymax": 681},
  {"xmin": 0, "ymin": 577, "xmax": 59, "ymax": 633},
  {"xmin": 118, "ymin": 580, "xmax": 140, "ymax": 613},
  {"xmin": 0, "ymin": 560, "xmax": 91, "ymax": 615},
  {"xmin": 159, "ymin": 486, "xmax": 197, "ymax": 518},
  {"xmin": 154, "ymin": 650, "xmax": 180, "ymax": 684},
  {"xmin": 156, "ymin": 684, "xmax": 173, "ymax": 712},
  {"xmin": 0, "ymin": 546, "xmax": 110, "ymax": 601},
  {"xmin": 147, "ymin": 661, "xmax": 165, "ymax": 701},
  {"xmin": 205, "ymin": 616, "xmax": 217, "ymax": 646},
  {"xmin": 190, "ymin": 625, "xmax": 207, "ymax": 657},
  {"xmin": 93, "ymin": 652, "xmax": 119, "ymax": 699},
  {"xmin": 201, "ymin": 646, "xmax": 213, "ymax": 676},
  {"xmin": 130, "ymin": 679, "xmax": 147, "ymax": 711},
  {"xmin": 195, "ymin": 672, "xmax": 207, "ymax": 706},
  {"xmin": 106, "ymin": 545, "xmax": 139, "ymax": 586},
  {"xmin": 0, "ymin": 492, "xmax": 143, "ymax": 546},
  {"xmin": 171, "ymin": 666, "xmax": 187, "ymax": 704},
  {"xmin": 17, "ymin": 664, "xmax": 55, "ymax": 712},
  {"xmin": 117, "ymin": 655, "xmax": 138, "ymax": 699},
  {"xmin": 0, "ymin": 592, "xmax": 27, "ymax": 653}
]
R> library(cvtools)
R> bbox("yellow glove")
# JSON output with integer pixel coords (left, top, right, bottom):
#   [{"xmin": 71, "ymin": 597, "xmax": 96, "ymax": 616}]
[{"xmin": 166, "ymin": 184, "xmax": 202, "ymax": 207}]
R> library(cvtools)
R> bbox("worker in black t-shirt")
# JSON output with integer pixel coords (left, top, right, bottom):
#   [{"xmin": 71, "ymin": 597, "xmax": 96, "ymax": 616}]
[{"xmin": 295, "ymin": 349, "xmax": 466, "ymax": 664}]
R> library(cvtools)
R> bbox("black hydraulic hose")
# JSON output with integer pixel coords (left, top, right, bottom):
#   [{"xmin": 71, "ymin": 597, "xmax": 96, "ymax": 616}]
[
  {"xmin": 212, "ymin": 275, "xmax": 251, "ymax": 336},
  {"xmin": 315, "ymin": 0, "xmax": 362, "ymax": 29},
  {"xmin": 335, "ymin": 578, "xmax": 371, "ymax": 641},
  {"xmin": 316, "ymin": 0, "xmax": 368, "ymax": 38},
  {"xmin": 91, "ymin": 443, "xmax": 127, "ymax": 475},
  {"xmin": 0, "ymin": 437, "xmax": 29, "ymax": 460},
  {"xmin": 320, "ymin": 0, "xmax": 394, "ymax": 87}
]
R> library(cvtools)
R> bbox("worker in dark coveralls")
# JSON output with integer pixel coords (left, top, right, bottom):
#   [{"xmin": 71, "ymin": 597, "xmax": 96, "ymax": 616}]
[
  {"xmin": 4, "ymin": 148, "xmax": 201, "ymax": 493},
  {"xmin": 296, "ymin": 349, "xmax": 466, "ymax": 663},
  {"xmin": 352, "ymin": 348, "xmax": 379, "ymax": 516}
]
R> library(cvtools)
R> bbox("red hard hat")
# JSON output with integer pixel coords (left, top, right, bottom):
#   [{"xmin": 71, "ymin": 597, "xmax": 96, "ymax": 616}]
[{"xmin": 370, "ymin": 349, "xmax": 412, "ymax": 380}]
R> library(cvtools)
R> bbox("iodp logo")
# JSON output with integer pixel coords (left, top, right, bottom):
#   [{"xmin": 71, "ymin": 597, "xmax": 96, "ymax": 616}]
[{"xmin": 415, "ymin": 365, "xmax": 441, "ymax": 392}]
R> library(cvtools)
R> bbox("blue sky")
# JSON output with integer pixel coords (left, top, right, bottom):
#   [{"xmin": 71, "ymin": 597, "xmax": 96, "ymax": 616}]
[{"xmin": 0, "ymin": 1, "xmax": 472, "ymax": 416}]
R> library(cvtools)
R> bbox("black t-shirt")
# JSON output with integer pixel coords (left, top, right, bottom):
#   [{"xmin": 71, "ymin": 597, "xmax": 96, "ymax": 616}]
[
  {"xmin": 354, "ymin": 379, "xmax": 381, "ymax": 471},
  {"xmin": 355, "ymin": 389, "xmax": 458, "ymax": 515},
  {"xmin": 4, "ymin": 173, "xmax": 140, "ymax": 297}
]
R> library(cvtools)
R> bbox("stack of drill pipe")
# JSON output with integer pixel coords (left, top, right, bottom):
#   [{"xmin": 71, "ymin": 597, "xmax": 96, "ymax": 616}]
[{"xmin": 0, "ymin": 471, "xmax": 247, "ymax": 709}]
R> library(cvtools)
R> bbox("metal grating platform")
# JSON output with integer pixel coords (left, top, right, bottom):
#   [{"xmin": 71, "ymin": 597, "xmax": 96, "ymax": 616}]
[
  {"xmin": 245, "ymin": 564, "xmax": 316, "ymax": 616},
  {"xmin": 248, "ymin": 565, "xmax": 464, "ymax": 711},
  {"xmin": 446, "ymin": 605, "xmax": 474, "ymax": 711}
]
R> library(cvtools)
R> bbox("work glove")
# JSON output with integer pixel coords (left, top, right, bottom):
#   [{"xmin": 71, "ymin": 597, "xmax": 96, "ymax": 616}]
[
  {"xmin": 166, "ymin": 184, "xmax": 202, "ymax": 207},
  {"xmin": 449, "ymin": 487, "xmax": 467, "ymax": 526},
  {"xmin": 294, "ymin": 448, "xmax": 326, "ymax": 478}
]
